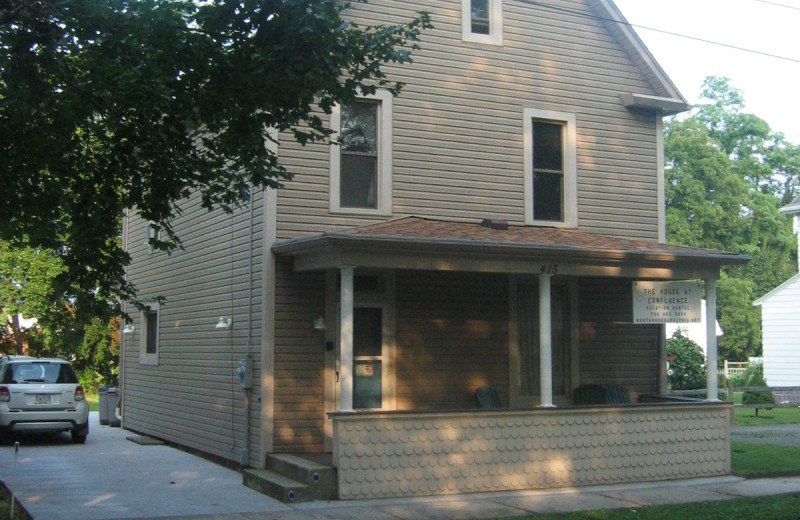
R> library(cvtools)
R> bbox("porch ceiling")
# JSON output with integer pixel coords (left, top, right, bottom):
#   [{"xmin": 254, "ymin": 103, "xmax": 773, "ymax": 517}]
[{"xmin": 272, "ymin": 217, "xmax": 749, "ymax": 280}]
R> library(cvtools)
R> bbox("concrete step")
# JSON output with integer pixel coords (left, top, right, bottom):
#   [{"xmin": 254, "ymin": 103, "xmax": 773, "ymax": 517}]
[
  {"xmin": 265, "ymin": 453, "xmax": 337, "ymax": 500},
  {"xmin": 243, "ymin": 469, "xmax": 310, "ymax": 503}
]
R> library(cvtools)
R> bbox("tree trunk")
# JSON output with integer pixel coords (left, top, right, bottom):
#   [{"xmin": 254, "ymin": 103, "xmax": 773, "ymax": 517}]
[{"xmin": 8, "ymin": 313, "xmax": 29, "ymax": 355}]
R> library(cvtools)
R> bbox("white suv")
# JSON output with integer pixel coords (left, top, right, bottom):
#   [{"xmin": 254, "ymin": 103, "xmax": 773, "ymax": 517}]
[{"xmin": 0, "ymin": 356, "xmax": 89, "ymax": 443}]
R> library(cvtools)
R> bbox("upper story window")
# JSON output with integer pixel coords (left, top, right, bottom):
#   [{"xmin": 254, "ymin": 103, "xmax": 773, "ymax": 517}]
[
  {"xmin": 523, "ymin": 108, "xmax": 578, "ymax": 227},
  {"xmin": 145, "ymin": 222, "xmax": 160, "ymax": 254},
  {"xmin": 140, "ymin": 302, "xmax": 159, "ymax": 366},
  {"xmin": 462, "ymin": 0, "xmax": 502, "ymax": 45},
  {"xmin": 330, "ymin": 90, "xmax": 392, "ymax": 216}
]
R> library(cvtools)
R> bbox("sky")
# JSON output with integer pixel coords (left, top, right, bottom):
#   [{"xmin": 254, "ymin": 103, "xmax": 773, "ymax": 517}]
[{"xmin": 613, "ymin": 0, "xmax": 800, "ymax": 144}]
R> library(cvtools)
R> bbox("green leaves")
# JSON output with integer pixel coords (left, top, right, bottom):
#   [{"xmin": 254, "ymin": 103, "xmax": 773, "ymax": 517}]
[
  {"xmin": 665, "ymin": 76, "xmax": 799, "ymax": 362},
  {"xmin": 667, "ymin": 330, "xmax": 706, "ymax": 391},
  {"xmin": 0, "ymin": 0, "xmax": 431, "ymax": 314}
]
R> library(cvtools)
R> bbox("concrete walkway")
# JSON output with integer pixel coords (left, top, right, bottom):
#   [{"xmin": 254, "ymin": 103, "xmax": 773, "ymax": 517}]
[{"xmin": 2, "ymin": 413, "xmax": 800, "ymax": 520}]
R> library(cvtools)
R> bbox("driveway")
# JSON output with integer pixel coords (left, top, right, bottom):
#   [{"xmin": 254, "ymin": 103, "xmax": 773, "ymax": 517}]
[{"xmin": 0, "ymin": 412, "xmax": 289, "ymax": 520}]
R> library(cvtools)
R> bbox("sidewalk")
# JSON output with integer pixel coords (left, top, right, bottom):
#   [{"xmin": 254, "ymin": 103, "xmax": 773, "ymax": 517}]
[
  {"xmin": 127, "ymin": 476, "xmax": 800, "ymax": 520},
  {"xmin": 2, "ymin": 413, "xmax": 800, "ymax": 520}
]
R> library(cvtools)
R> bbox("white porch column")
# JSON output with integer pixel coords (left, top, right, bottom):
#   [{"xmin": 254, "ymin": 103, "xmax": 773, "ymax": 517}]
[
  {"xmin": 339, "ymin": 267, "xmax": 355, "ymax": 412},
  {"xmin": 705, "ymin": 278, "xmax": 720, "ymax": 401},
  {"xmin": 539, "ymin": 275, "xmax": 555, "ymax": 408}
]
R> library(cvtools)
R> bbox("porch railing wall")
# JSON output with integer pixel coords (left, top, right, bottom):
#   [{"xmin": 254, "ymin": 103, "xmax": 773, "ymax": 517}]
[{"xmin": 332, "ymin": 403, "xmax": 730, "ymax": 500}]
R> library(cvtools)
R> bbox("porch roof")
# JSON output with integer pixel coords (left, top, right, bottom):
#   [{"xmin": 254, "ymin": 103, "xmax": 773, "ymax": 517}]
[{"xmin": 272, "ymin": 217, "xmax": 749, "ymax": 279}]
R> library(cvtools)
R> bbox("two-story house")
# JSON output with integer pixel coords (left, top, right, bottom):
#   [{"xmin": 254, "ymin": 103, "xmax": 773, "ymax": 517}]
[{"xmin": 120, "ymin": 0, "xmax": 748, "ymax": 502}]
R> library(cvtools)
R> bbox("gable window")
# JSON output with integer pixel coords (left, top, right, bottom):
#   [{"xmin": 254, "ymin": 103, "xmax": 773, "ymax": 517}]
[
  {"xmin": 523, "ymin": 108, "xmax": 578, "ymax": 227},
  {"xmin": 140, "ymin": 303, "xmax": 159, "ymax": 365},
  {"xmin": 330, "ymin": 90, "xmax": 392, "ymax": 215},
  {"xmin": 462, "ymin": 0, "xmax": 502, "ymax": 45}
]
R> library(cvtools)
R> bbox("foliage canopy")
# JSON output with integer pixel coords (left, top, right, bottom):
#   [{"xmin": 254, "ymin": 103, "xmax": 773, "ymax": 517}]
[
  {"xmin": 0, "ymin": 0, "xmax": 431, "ymax": 315},
  {"xmin": 664, "ymin": 77, "xmax": 799, "ymax": 362}
]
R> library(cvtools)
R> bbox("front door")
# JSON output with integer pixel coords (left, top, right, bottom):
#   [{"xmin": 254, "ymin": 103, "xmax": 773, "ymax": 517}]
[
  {"xmin": 352, "ymin": 306, "xmax": 384, "ymax": 409},
  {"xmin": 324, "ymin": 270, "xmax": 395, "ymax": 451}
]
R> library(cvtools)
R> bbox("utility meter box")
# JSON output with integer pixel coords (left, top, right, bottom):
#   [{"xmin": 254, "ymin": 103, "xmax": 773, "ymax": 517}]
[{"xmin": 236, "ymin": 358, "xmax": 253, "ymax": 389}]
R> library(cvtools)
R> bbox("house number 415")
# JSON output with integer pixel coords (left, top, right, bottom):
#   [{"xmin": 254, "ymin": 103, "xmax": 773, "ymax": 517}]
[{"xmin": 539, "ymin": 264, "xmax": 559, "ymax": 275}]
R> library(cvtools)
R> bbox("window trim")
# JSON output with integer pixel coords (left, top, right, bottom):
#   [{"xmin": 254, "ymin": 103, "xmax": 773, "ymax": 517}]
[
  {"xmin": 140, "ymin": 302, "xmax": 160, "ymax": 366},
  {"xmin": 462, "ymin": 0, "xmax": 503, "ymax": 46},
  {"xmin": 330, "ymin": 90, "xmax": 393, "ymax": 216},
  {"xmin": 523, "ymin": 108, "xmax": 578, "ymax": 227}
]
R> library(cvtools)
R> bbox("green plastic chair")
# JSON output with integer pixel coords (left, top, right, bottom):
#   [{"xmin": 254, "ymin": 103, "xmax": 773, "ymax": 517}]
[{"xmin": 476, "ymin": 386, "xmax": 503, "ymax": 409}]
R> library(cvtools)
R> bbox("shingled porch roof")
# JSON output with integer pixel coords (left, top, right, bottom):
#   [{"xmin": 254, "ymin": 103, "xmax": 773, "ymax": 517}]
[{"xmin": 272, "ymin": 217, "xmax": 749, "ymax": 279}]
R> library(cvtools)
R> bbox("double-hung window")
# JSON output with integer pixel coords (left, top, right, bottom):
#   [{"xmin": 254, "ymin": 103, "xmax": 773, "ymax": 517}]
[
  {"xmin": 523, "ymin": 108, "xmax": 578, "ymax": 227},
  {"xmin": 330, "ymin": 90, "xmax": 392, "ymax": 215},
  {"xmin": 145, "ymin": 222, "xmax": 160, "ymax": 254},
  {"xmin": 462, "ymin": 0, "xmax": 502, "ymax": 45}
]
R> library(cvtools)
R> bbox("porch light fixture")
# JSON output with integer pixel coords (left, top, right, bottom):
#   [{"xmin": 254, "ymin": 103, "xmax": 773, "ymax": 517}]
[
  {"xmin": 313, "ymin": 317, "xmax": 326, "ymax": 331},
  {"xmin": 122, "ymin": 324, "xmax": 135, "ymax": 334},
  {"xmin": 215, "ymin": 316, "xmax": 232, "ymax": 329}
]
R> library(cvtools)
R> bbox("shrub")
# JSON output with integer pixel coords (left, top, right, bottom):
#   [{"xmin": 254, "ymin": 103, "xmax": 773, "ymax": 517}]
[
  {"xmin": 667, "ymin": 330, "xmax": 707, "ymax": 390},
  {"xmin": 727, "ymin": 371, "xmax": 748, "ymax": 388},
  {"xmin": 739, "ymin": 362, "xmax": 774, "ymax": 405}
]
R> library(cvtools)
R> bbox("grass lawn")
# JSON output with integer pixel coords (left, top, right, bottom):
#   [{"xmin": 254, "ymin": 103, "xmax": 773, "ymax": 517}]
[
  {"xmin": 733, "ymin": 406, "xmax": 800, "ymax": 426},
  {"xmin": 731, "ymin": 441, "xmax": 800, "ymax": 478},
  {"xmin": 0, "ymin": 483, "xmax": 30, "ymax": 520},
  {"xmin": 85, "ymin": 393, "xmax": 99, "ymax": 413},
  {"xmin": 501, "ymin": 494, "xmax": 800, "ymax": 520}
]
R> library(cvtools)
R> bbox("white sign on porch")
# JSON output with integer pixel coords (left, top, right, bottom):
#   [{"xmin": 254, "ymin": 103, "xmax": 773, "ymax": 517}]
[{"xmin": 632, "ymin": 281, "xmax": 702, "ymax": 324}]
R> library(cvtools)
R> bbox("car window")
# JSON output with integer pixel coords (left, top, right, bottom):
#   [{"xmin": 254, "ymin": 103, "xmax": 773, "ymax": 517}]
[{"xmin": 2, "ymin": 363, "xmax": 78, "ymax": 384}]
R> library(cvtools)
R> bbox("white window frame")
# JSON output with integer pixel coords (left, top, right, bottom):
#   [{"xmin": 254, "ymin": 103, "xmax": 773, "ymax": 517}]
[
  {"xmin": 330, "ymin": 90, "xmax": 393, "ymax": 216},
  {"xmin": 140, "ymin": 302, "xmax": 160, "ymax": 366},
  {"xmin": 462, "ymin": 0, "xmax": 503, "ymax": 46},
  {"xmin": 523, "ymin": 108, "xmax": 578, "ymax": 228},
  {"xmin": 145, "ymin": 222, "xmax": 160, "ymax": 254}
]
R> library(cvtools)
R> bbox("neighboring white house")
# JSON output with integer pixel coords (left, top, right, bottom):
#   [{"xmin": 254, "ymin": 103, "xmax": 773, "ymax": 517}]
[
  {"xmin": 666, "ymin": 300, "xmax": 722, "ymax": 358},
  {"xmin": 754, "ymin": 195, "xmax": 800, "ymax": 386}
]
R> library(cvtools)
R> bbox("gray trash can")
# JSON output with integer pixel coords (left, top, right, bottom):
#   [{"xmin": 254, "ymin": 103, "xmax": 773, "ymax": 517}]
[
  {"xmin": 98, "ymin": 387, "xmax": 110, "ymax": 425},
  {"xmin": 107, "ymin": 387, "xmax": 120, "ymax": 427}
]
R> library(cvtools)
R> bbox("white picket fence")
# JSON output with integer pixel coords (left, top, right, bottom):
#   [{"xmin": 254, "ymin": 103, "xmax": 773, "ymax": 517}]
[{"xmin": 722, "ymin": 360, "xmax": 748, "ymax": 378}]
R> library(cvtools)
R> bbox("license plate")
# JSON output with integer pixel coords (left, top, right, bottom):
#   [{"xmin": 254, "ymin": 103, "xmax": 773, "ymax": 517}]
[{"xmin": 34, "ymin": 394, "xmax": 51, "ymax": 405}]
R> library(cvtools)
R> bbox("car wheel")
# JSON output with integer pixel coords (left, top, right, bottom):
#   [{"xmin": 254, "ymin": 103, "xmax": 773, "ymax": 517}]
[{"xmin": 71, "ymin": 423, "xmax": 89, "ymax": 444}]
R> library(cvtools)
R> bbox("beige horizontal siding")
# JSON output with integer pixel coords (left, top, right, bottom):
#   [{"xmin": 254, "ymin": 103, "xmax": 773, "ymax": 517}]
[
  {"xmin": 276, "ymin": 0, "xmax": 662, "ymax": 242},
  {"xmin": 122, "ymin": 189, "xmax": 265, "ymax": 466},
  {"xmin": 577, "ymin": 278, "xmax": 659, "ymax": 398},
  {"xmin": 395, "ymin": 271, "xmax": 510, "ymax": 410},
  {"xmin": 272, "ymin": 259, "xmax": 326, "ymax": 453}
]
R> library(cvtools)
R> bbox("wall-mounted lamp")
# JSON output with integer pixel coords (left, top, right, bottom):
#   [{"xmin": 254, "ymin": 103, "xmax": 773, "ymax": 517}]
[
  {"xmin": 122, "ymin": 324, "xmax": 135, "ymax": 334},
  {"xmin": 215, "ymin": 316, "xmax": 232, "ymax": 329},
  {"xmin": 312, "ymin": 317, "xmax": 326, "ymax": 331}
]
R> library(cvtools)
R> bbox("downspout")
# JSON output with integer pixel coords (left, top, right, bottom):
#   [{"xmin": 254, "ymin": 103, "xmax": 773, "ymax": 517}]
[{"xmin": 242, "ymin": 186, "xmax": 255, "ymax": 467}]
